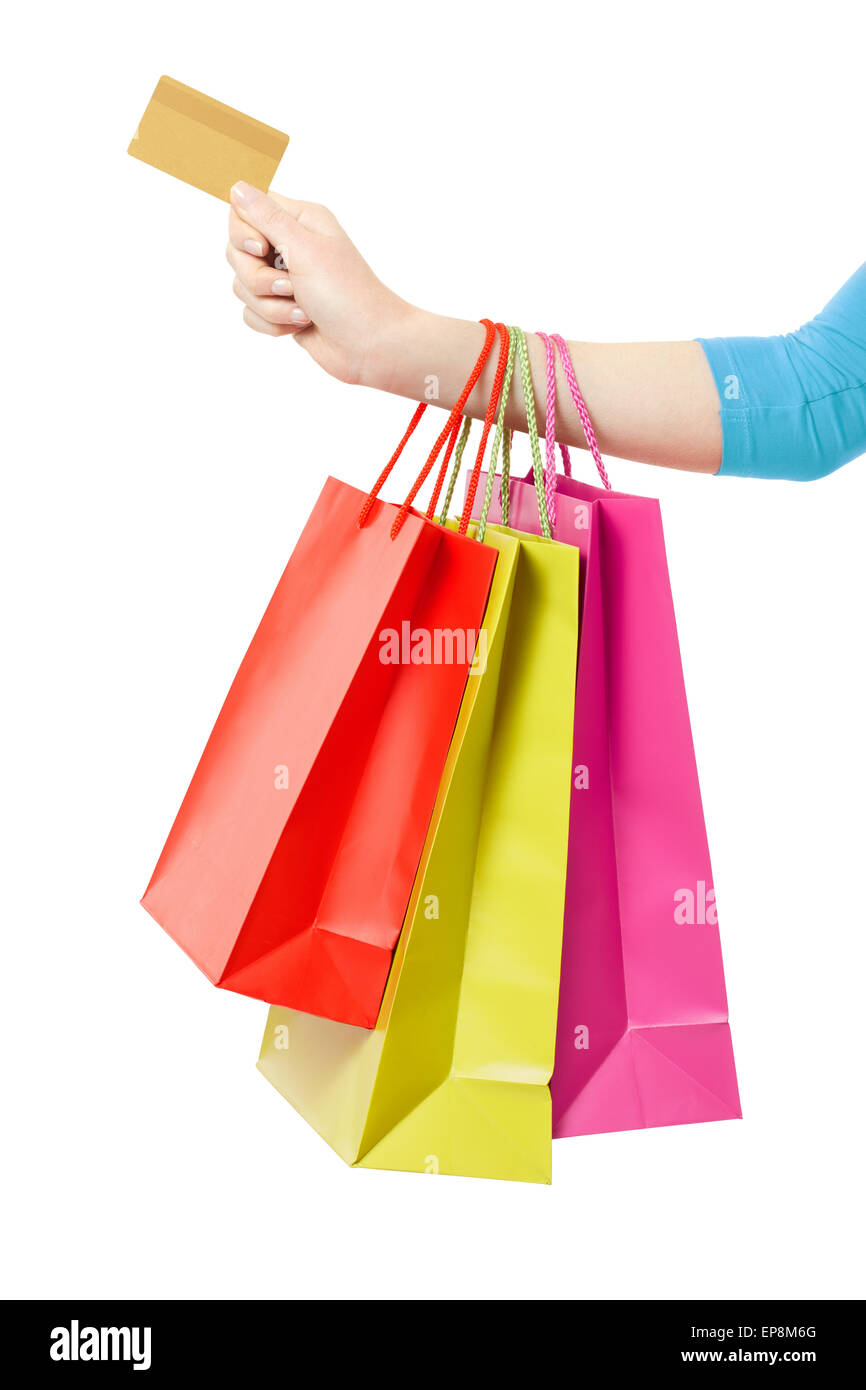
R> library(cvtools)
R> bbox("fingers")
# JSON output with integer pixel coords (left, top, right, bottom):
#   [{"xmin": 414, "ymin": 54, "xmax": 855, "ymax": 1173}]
[
  {"xmin": 228, "ymin": 186, "xmax": 339, "ymax": 273},
  {"xmin": 229, "ymin": 183, "xmax": 309, "ymax": 269},
  {"xmin": 227, "ymin": 184, "xmax": 326, "ymax": 339},
  {"xmin": 231, "ymin": 274, "xmax": 311, "ymax": 330},
  {"xmin": 229, "ymin": 207, "xmax": 271, "ymax": 260},
  {"xmin": 225, "ymin": 240, "xmax": 296, "ymax": 299},
  {"xmin": 242, "ymin": 305, "xmax": 293, "ymax": 337}
]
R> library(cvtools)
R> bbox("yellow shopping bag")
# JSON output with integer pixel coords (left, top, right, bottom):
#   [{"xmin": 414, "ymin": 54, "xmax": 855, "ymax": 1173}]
[{"xmin": 258, "ymin": 331, "xmax": 579, "ymax": 1183}]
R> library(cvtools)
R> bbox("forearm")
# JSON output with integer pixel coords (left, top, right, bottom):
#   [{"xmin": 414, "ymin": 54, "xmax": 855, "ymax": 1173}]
[{"xmin": 364, "ymin": 305, "xmax": 723, "ymax": 475}]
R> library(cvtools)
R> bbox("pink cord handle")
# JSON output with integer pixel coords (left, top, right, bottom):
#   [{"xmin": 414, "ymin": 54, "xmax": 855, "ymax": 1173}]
[
  {"xmin": 550, "ymin": 333, "xmax": 612, "ymax": 490},
  {"xmin": 534, "ymin": 332, "xmax": 559, "ymax": 528}
]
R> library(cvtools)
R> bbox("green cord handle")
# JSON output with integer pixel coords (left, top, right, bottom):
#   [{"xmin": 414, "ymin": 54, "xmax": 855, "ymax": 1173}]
[
  {"xmin": 475, "ymin": 326, "xmax": 551, "ymax": 542},
  {"xmin": 513, "ymin": 326, "xmax": 552, "ymax": 539},
  {"xmin": 500, "ymin": 421, "xmax": 512, "ymax": 527},
  {"xmin": 437, "ymin": 325, "xmax": 552, "ymax": 543},
  {"xmin": 477, "ymin": 333, "xmax": 517, "ymax": 540},
  {"xmin": 437, "ymin": 417, "xmax": 473, "ymax": 525}
]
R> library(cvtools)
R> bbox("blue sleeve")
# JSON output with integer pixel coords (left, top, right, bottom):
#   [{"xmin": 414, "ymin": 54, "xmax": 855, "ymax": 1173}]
[{"xmin": 698, "ymin": 263, "xmax": 866, "ymax": 480}]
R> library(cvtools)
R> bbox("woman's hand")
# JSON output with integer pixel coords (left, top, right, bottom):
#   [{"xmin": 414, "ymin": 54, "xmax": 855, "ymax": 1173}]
[{"xmin": 226, "ymin": 182, "xmax": 416, "ymax": 387}]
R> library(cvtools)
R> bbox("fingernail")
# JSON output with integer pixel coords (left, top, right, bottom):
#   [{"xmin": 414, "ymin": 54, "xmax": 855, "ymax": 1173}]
[
  {"xmin": 272, "ymin": 279, "xmax": 293, "ymax": 295},
  {"xmin": 243, "ymin": 239, "xmax": 265, "ymax": 256},
  {"xmin": 231, "ymin": 181, "xmax": 261, "ymax": 207},
  {"xmin": 290, "ymin": 308, "xmax": 309, "ymax": 324}
]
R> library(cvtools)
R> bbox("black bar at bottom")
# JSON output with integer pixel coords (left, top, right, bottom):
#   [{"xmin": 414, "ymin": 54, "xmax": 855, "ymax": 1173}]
[{"xmin": 2, "ymin": 1298, "xmax": 859, "ymax": 1375}]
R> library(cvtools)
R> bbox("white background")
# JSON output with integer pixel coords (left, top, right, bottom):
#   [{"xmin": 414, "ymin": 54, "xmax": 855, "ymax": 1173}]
[{"xmin": 2, "ymin": 0, "xmax": 864, "ymax": 1301}]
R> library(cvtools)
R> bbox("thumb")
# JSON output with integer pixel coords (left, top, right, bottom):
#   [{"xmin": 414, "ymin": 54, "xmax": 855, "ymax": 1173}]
[{"xmin": 229, "ymin": 182, "xmax": 308, "ymax": 263}]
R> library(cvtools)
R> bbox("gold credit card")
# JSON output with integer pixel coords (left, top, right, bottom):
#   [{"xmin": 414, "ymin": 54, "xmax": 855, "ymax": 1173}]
[{"xmin": 128, "ymin": 76, "xmax": 289, "ymax": 201}]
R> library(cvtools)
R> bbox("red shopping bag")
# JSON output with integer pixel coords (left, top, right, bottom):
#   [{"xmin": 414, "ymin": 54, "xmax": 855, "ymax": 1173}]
[{"xmin": 143, "ymin": 322, "xmax": 510, "ymax": 1026}]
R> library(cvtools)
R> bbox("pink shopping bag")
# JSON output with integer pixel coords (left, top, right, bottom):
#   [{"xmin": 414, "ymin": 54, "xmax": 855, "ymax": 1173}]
[{"xmin": 468, "ymin": 330, "xmax": 740, "ymax": 1136}]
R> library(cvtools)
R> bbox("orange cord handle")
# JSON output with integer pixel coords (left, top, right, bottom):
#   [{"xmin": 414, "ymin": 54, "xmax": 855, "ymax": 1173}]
[
  {"xmin": 391, "ymin": 322, "xmax": 510, "ymax": 539},
  {"xmin": 357, "ymin": 319, "xmax": 498, "ymax": 535},
  {"xmin": 458, "ymin": 322, "xmax": 510, "ymax": 536}
]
